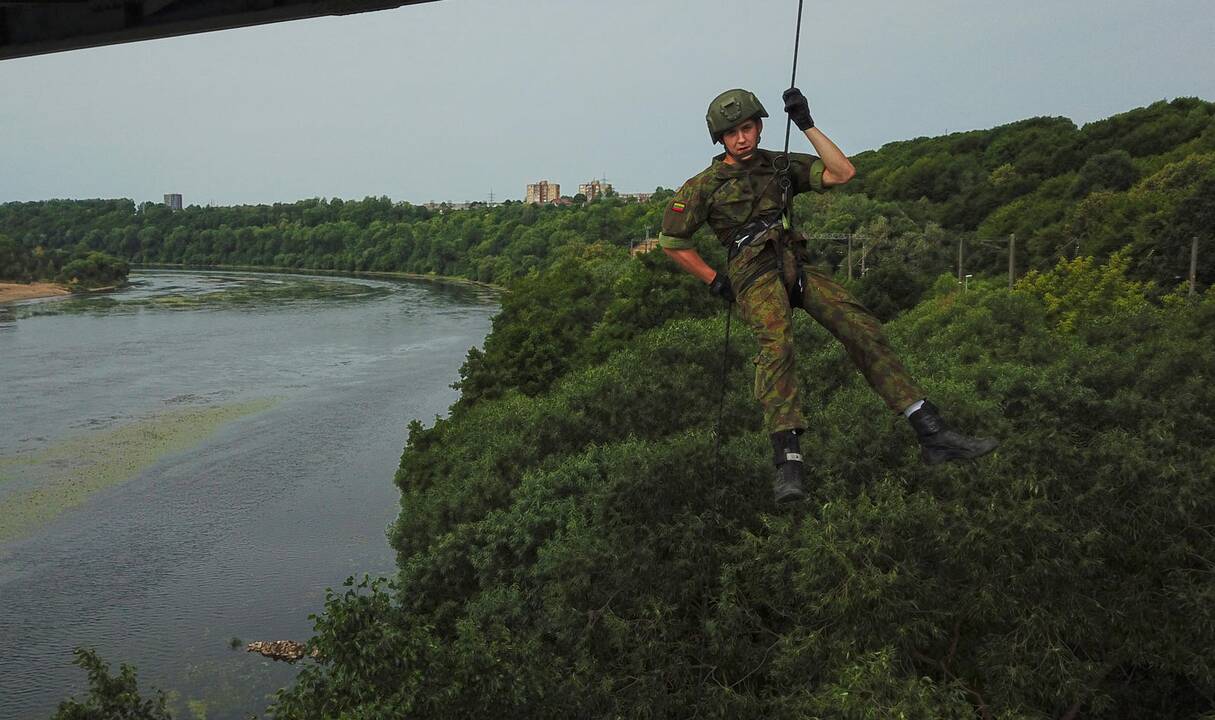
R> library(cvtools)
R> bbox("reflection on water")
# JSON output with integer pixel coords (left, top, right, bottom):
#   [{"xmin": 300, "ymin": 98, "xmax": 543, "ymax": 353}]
[{"xmin": 0, "ymin": 270, "xmax": 498, "ymax": 720}]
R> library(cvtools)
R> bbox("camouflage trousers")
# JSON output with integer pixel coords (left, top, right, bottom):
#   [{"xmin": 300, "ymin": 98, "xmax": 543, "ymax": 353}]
[{"xmin": 732, "ymin": 260, "xmax": 924, "ymax": 433}]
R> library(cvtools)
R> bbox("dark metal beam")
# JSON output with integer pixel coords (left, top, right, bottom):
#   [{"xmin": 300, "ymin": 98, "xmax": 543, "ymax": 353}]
[{"xmin": 0, "ymin": 0, "xmax": 440, "ymax": 61}]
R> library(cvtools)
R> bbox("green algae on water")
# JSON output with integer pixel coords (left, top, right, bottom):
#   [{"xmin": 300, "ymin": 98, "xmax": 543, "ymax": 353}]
[{"xmin": 0, "ymin": 397, "xmax": 280, "ymax": 544}]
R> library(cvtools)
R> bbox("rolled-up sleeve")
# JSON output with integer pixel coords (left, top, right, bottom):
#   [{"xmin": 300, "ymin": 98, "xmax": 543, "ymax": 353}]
[
  {"xmin": 792, "ymin": 153, "xmax": 827, "ymax": 194},
  {"xmin": 658, "ymin": 179, "xmax": 708, "ymax": 249}
]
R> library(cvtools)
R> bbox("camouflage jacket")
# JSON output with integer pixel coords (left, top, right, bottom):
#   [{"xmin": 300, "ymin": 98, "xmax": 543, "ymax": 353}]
[{"xmin": 658, "ymin": 148, "xmax": 827, "ymax": 251}]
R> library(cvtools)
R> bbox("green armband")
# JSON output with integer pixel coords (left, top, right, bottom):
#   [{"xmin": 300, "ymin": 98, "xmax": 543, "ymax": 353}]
[
  {"xmin": 810, "ymin": 158, "xmax": 827, "ymax": 191},
  {"xmin": 657, "ymin": 233, "xmax": 695, "ymax": 250}
]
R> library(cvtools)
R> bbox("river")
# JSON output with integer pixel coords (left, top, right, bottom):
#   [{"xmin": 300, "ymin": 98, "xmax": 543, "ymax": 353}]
[{"xmin": 0, "ymin": 270, "xmax": 498, "ymax": 719}]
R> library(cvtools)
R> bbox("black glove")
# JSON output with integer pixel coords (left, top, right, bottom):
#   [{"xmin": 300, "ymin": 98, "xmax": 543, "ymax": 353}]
[
  {"xmin": 708, "ymin": 272, "xmax": 735, "ymax": 303},
  {"xmin": 783, "ymin": 87, "xmax": 815, "ymax": 132}
]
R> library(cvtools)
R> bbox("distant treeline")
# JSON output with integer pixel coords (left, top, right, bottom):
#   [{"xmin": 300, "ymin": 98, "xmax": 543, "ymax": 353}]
[
  {"xmin": 0, "ymin": 194, "xmax": 672, "ymax": 288},
  {"xmin": 2, "ymin": 97, "xmax": 1212, "ymax": 302},
  {"xmin": 0, "ymin": 234, "xmax": 128, "ymax": 289}
]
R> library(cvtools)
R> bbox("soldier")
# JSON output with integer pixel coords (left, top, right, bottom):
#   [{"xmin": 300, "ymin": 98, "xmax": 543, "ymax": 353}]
[{"xmin": 659, "ymin": 87, "xmax": 998, "ymax": 504}]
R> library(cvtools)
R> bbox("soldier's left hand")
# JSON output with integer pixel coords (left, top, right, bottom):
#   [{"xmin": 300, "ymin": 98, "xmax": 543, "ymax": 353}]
[
  {"xmin": 708, "ymin": 272, "xmax": 735, "ymax": 303},
  {"xmin": 783, "ymin": 87, "xmax": 815, "ymax": 131}
]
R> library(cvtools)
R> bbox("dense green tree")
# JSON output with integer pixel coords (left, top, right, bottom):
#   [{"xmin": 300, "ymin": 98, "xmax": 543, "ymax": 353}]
[
  {"xmin": 1072, "ymin": 149, "xmax": 1140, "ymax": 197},
  {"xmin": 853, "ymin": 261, "xmax": 929, "ymax": 321},
  {"xmin": 0, "ymin": 231, "xmax": 127, "ymax": 288},
  {"xmin": 57, "ymin": 250, "xmax": 129, "ymax": 288},
  {"xmin": 52, "ymin": 649, "xmax": 171, "ymax": 720},
  {"xmin": 0, "ymin": 232, "xmax": 31, "ymax": 280}
]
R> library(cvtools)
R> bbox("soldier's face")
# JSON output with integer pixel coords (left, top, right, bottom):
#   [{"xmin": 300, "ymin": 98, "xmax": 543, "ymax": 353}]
[{"xmin": 722, "ymin": 119, "xmax": 762, "ymax": 163}]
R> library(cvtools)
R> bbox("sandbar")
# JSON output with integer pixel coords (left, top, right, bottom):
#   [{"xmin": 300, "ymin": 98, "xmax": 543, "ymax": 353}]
[{"xmin": 0, "ymin": 281, "xmax": 71, "ymax": 304}]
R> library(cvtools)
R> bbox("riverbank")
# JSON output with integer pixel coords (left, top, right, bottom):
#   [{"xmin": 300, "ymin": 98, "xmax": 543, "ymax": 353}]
[
  {"xmin": 0, "ymin": 281, "xmax": 71, "ymax": 304},
  {"xmin": 135, "ymin": 263, "xmax": 507, "ymax": 293}
]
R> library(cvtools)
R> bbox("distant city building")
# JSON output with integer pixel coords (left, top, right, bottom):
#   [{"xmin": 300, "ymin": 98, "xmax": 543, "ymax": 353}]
[
  {"xmin": 422, "ymin": 201, "xmax": 500, "ymax": 213},
  {"xmin": 525, "ymin": 180, "xmax": 560, "ymax": 204},
  {"xmin": 578, "ymin": 180, "xmax": 613, "ymax": 202},
  {"xmin": 577, "ymin": 182, "xmax": 653, "ymax": 204},
  {"xmin": 630, "ymin": 237, "xmax": 660, "ymax": 256},
  {"xmin": 423, "ymin": 201, "xmax": 470, "ymax": 212},
  {"xmin": 163, "ymin": 193, "xmax": 183, "ymax": 211}
]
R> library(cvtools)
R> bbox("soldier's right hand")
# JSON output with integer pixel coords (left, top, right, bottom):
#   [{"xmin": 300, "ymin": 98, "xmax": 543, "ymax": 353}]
[{"xmin": 709, "ymin": 272, "xmax": 735, "ymax": 303}]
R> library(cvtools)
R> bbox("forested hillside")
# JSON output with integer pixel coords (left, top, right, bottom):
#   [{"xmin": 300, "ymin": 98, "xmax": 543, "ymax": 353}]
[
  {"xmin": 263, "ymin": 247, "xmax": 1215, "ymax": 718},
  {"xmin": 801, "ymin": 97, "xmax": 1215, "ymax": 299},
  {"xmin": 46, "ymin": 99, "xmax": 1215, "ymax": 718}
]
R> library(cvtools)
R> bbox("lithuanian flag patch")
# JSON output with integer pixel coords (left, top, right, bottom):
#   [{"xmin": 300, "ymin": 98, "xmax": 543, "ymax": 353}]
[{"xmin": 671, "ymin": 201, "xmax": 686, "ymax": 213}]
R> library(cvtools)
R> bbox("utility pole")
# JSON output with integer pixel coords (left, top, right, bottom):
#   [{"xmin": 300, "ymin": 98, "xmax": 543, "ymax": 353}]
[
  {"xmin": 847, "ymin": 235, "xmax": 853, "ymax": 281},
  {"xmin": 957, "ymin": 235, "xmax": 964, "ymax": 285},
  {"xmin": 1191, "ymin": 236, "xmax": 1199, "ymax": 296},
  {"xmin": 861, "ymin": 237, "xmax": 867, "ymax": 277},
  {"xmin": 1008, "ymin": 233, "xmax": 1016, "ymax": 291}
]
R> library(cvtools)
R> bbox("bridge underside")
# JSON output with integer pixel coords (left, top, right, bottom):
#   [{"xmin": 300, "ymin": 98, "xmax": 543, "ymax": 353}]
[{"xmin": 0, "ymin": 0, "xmax": 438, "ymax": 61}]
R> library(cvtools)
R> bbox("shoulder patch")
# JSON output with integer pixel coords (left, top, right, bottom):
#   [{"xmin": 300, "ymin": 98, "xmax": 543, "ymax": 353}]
[{"xmin": 671, "ymin": 201, "xmax": 686, "ymax": 213}]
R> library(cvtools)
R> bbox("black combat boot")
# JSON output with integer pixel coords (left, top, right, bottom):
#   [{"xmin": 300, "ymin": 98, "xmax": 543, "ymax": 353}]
[
  {"xmin": 771, "ymin": 429, "xmax": 808, "ymax": 503},
  {"xmin": 908, "ymin": 400, "xmax": 999, "ymax": 465}
]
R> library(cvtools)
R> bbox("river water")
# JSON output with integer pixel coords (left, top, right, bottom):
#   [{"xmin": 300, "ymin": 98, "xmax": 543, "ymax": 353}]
[{"xmin": 0, "ymin": 270, "xmax": 498, "ymax": 719}]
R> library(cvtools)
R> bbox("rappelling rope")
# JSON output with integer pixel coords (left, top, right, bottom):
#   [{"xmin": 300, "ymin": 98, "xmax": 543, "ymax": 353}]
[
  {"xmin": 777, "ymin": 0, "xmax": 805, "ymax": 212},
  {"xmin": 711, "ymin": 0, "xmax": 805, "ymax": 487},
  {"xmin": 712, "ymin": 304, "xmax": 732, "ymax": 485},
  {"xmin": 782, "ymin": 0, "xmax": 805, "ymax": 159}
]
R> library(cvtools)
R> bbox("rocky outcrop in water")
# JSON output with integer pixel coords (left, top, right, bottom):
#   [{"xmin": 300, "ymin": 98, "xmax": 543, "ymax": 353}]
[{"xmin": 246, "ymin": 640, "xmax": 318, "ymax": 663}]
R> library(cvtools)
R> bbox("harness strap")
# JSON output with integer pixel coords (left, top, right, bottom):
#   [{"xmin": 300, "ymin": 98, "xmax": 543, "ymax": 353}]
[
  {"xmin": 782, "ymin": 178, "xmax": 806, "ymax": 309},
  {"xmin": 726, "ymin": 212, "xmax": 782, "ymax": 262}
]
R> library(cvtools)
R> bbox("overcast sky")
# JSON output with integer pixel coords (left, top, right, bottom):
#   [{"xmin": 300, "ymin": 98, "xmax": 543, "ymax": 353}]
[{"xmin": 1, "ymin": 0, "xmax": 1212, "ymax": 206}]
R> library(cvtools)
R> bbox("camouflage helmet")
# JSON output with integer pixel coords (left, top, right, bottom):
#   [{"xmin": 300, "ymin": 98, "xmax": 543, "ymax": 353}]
[{"xmin": 706, "ymin": 88, "xmax": 768, "ymax": 144}]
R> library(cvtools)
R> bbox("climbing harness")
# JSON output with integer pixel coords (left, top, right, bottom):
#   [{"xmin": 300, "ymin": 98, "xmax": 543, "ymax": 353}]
[
  {"xmin": 727, "ymin": 211, "xmax": 784, "ymax": 262},
  {"xmin": 725, "ymin": 207, "xmax": 784, "ymax": 297}
]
